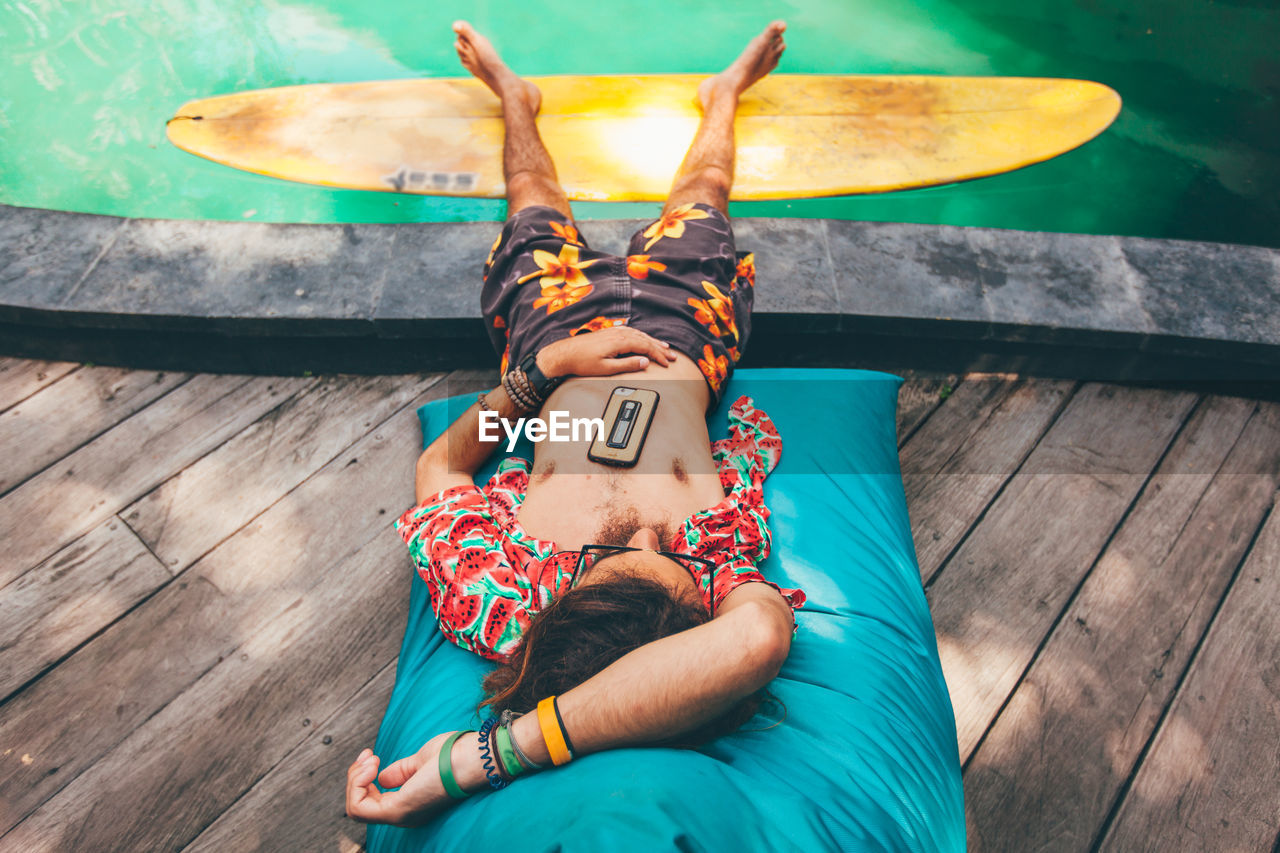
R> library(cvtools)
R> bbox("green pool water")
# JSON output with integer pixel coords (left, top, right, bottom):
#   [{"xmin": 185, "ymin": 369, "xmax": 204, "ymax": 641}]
[{"xmin": 2, "ymin": 0, "xmax": 1277, "ymax": 248}]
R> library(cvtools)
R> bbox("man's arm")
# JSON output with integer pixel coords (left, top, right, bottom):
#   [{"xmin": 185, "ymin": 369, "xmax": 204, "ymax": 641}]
[
  {"xmin": 414, "ymin": 381, "xmax": 523, "ymax": 503},
  {"xmin": 347, "ymin": 582, "xmax": 794, "ymax": 825},
  {"xmin": 515, "ymin": 581, "xmax": 793, "ymax": 756}
]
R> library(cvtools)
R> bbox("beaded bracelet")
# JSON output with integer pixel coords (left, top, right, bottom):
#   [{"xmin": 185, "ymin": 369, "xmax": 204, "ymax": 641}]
[
  {"xmin": 498, "ymin": 372, "xmax": 520, "ymax": 410},
  {"xmin": 498, "ymin": 371, "xmax": 522, "ymax": 411},
  {"xmin": 515, "ymin": 366, "xmax": 544, "ymax": 407},
  {"xmin": 501, "ymin": 369, "xmax": 539, "ymax": 413},
  {"xmin": 512, "ymin": 367, "xmax": 541, "ymax": 406},
  {"xmin": 507, "ymin": 367, "xmax": 542, "ymax": 411}
]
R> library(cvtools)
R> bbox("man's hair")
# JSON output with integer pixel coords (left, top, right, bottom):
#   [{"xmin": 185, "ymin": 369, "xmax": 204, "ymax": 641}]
[{"xmin": 479, "ymin": 574, "xmax": 764, "ymax": 748}]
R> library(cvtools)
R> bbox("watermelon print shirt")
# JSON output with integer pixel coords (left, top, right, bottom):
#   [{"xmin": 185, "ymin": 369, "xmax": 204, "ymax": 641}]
[{"xmin": 395, "ymin": 395, "xmax": 806, "ymax": 661}]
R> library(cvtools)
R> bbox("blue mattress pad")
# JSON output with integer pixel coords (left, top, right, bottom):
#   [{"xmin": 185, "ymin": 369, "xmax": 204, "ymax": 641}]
[{"xmin": 368, "ymin": 368, "xmax": 964, "ymax": 852}]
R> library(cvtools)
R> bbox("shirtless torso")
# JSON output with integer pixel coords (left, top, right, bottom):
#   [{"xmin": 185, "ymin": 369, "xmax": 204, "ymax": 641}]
[{"xmin": 517, "ymin": 351, "xmax": 723, "ymax": 550}]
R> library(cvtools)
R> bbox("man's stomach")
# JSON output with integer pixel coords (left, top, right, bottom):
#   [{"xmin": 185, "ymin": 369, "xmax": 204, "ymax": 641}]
[{"xmin": 515, "ymin": 350, "xmax": 727, "ymax": 549}]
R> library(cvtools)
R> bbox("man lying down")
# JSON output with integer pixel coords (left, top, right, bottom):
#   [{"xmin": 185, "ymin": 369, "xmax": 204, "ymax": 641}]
[{"xmin": 346, "ymin": 19, "xmax": 805, "ymax": 826}]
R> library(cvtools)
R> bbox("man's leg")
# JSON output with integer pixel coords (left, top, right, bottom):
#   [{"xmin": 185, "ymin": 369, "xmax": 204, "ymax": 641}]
[
  {"xmin": 664, "ymin": 21, "xmax": 787, "ymax": 216},
  {"xmin": 453, "ymin": 21, "xmax": 572, "ymax": 218}
]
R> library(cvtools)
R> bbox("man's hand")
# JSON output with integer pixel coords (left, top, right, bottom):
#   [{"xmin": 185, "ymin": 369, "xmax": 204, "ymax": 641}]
[
  {"xmin": 537, "ymin": 327, "xmax": 673, "ymax": 378},
  {"xmin": 345, "ymin": 733, "xmax": 465, "ymax": 827}
]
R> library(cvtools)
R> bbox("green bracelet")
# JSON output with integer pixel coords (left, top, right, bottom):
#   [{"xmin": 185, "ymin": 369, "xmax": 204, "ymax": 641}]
[
  {"xmin": 438, "ymin": 730, "xmax": 473, "ymax": 800},
  {"xmin": 494, "ymin": 722, "xmax": 525, "ymax": 779}
]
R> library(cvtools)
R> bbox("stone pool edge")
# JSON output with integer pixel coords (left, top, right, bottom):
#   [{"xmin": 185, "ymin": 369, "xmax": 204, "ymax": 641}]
[{"xmin": 1, "ymin": 202, "xmax": 1277, "ymax": 390}]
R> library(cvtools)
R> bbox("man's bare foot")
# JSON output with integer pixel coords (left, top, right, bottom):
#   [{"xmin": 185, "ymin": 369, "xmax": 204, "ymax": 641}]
[
  {"xmin": 453, "ymin": 20, "xmax": 541, "ymax": 113},
  {"xmin": 697, "ymin": 21, "xmax": 787, "ymax": 111}
]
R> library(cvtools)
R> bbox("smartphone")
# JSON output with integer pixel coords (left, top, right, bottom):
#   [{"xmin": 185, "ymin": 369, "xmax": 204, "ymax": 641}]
[{"xmin": 587, "ymin": 386, "xmax": 660, "ymax": 468}]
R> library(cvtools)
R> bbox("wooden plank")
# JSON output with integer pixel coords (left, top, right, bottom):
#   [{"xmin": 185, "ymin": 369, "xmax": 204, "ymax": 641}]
[
  {"xmin": 0, "ymin": 387, "xmax": 442, "ymax": 837},
  {"xmin": 122, "ymin": 373, "xmax": 444, "ymax": 573},
  {"xmin": 964, "ymin": 397, "xmax": 1280, "ymax": 851},
  {"xmin": 0, "ymin": 373, "xmax": 306, "ymax": 587},
  {"xmin": 184, "ymin": 664, "xmax": 395, "ymax": 853},
  {"xmin": 0, "ymin": 358, "xmax": 78, "ymax": 413},
  {"xmin": 927, "ymin": 383, "xmax": 1198, "ymax": 760},
  {"xmin": 0, "ymin": 519, "xmax": 170, "ymax": 701},
  {"xmin": 900, "ymin": 375, "xmax": 1075, "ymax": 582},
  {"xmin": 1099, "ymin": 495, "xmax": 1280, "ymax": 852},
  {"xmin": 895, "ymin": 371, "xmax": 962, "ymax": 448},
  {"xmin": 2, "ymin": 530, "xmax": 411, "ymax": 852},
  {"xmin": 0, "ymin": 367, "xmax": 187, "ymax": 494}
]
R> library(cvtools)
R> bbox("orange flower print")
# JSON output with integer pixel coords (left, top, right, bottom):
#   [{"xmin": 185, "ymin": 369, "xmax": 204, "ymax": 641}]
[
  {"xmin": 533, "ymin": 281, "xmax": 592, "ymax": 314},
  {"xmin": 571, "ymin": 316, "xmax": 628, "ymax": 336},
  {"xmin": 727, "ymin": 346, "xmax": 741, "ymax": 363},
  {"xmin": 735, "ymin": 253, "xmax": 756, "ymax": 288},
  {"xmin": 516, "ymin": 244, "xmax": 599, "ymax": 288},
  {"xmin": 697, "ymin": 344, "xmax": 728, "ymax": 392},
  {"xmin": 549, "ymin": 221, "xmax": 582, "ymax": 245},
  {"xmin": 500, "ymin": 343, "xmax": 510, "ymax": 375},
  {"xmin": 687, "ymin": 296, "xmax": 723, "ymax": 338},
  {"xmin": 485, "ymin": 233, "xmax": 502, "ymax": 269},
  {"xmin": 699, "ymin": 281, "xmax": 738, "ymax": 344},
  {"xmin": 493, "ymin": 315, "xmax": 506, "ymax": 330},
  {"xmin": 687, "ymin": 282, "xmax": 738, "ymax": 343},
  {"xmin": 626, "ymin": 254, "xmax": 668, "ymax": 280},
  {"xmin": 642, "ymin": 203, "xmax": 710, "ymax": 251}
]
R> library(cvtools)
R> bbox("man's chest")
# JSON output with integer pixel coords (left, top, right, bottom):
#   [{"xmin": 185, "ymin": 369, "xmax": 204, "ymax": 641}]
[{"xmin": 515, "ymin": 464, "xmax": 726, "ymax": 551}]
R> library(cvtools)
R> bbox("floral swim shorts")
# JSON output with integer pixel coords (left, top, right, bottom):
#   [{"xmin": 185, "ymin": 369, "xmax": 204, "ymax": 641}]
[{"xmin": 480, "ymin": 202, "xmax": 756, "ymax": 405}]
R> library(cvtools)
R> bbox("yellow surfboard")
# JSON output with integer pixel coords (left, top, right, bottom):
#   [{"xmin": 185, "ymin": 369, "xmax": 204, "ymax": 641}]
[{"xmin": 166, "ymin": 75, "xmax": 1120, "ymax": 200}]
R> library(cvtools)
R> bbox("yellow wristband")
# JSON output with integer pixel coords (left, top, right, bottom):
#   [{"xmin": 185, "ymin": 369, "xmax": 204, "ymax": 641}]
[{"xmin": 537, "ymin": 696, "xmax": 573, "ymax": 766}]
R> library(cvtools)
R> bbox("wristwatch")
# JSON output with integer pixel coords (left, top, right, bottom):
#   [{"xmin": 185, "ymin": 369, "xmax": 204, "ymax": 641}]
[{"xmin": 519, "ymin": 351, "xmax": 563, "ymax": 399}]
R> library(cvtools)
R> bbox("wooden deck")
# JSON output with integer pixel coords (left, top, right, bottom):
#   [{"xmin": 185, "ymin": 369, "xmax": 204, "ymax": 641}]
[{"xmin": 0, "ymin": 358, "xmax": 1277, "ymax": 852}]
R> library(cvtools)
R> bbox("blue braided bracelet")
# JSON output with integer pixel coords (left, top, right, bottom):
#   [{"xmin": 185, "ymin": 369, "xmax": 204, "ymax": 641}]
[{"xmin": 477, "ymin": 718, "xmax": 509, "ymax": 790}]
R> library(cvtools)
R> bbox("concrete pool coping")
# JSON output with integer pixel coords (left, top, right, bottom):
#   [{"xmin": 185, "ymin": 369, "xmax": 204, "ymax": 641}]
[{"xmin": 2, "ymin": 201, "xmax": 1278, "ymax": 389}]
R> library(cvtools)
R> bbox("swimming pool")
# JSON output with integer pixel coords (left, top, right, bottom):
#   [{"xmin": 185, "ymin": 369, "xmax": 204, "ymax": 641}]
[{"xmin": 2, "ymin": 0, "xmax": 1277, "ymax": 248}]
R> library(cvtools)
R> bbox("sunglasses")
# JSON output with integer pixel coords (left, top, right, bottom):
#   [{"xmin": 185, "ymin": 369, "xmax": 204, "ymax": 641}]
[{"xmin": 540, "ymin": 544, "xmax": 720, "ymax": 617}]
